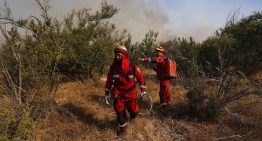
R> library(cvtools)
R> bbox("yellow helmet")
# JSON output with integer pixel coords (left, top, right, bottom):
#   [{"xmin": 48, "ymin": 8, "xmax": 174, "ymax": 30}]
[
  {"xmin": 155, "ymin": 46, "xmax": 166, "ymax": 54},
  {"xmin": 114, "ymin": 43, "xmax": 127, "ymax": 54}
]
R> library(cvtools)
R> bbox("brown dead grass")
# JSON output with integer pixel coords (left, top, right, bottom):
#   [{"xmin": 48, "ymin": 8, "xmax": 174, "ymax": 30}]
[{"xmin": 32, "ymin": 69, "xmax": 262, "ymax": 141}]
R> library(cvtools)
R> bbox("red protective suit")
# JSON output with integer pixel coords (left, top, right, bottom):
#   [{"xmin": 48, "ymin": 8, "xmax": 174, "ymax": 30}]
[
  {"xmin": 105, "ymin": 51, "xmax": 146, "ymax": 131},
  {"xmin": 142, "ymin": 56, "xmax": 171, "ymax": 106}
]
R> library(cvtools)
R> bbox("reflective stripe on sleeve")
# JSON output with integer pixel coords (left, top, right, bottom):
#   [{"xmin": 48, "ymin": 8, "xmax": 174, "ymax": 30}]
[{"xmin": 113, "ymin": 74, "xmax": 120, "ymax": 78}]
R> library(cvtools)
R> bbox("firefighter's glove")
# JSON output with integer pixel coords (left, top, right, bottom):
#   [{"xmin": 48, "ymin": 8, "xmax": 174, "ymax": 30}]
[
  {"xmin": 105, "ymin": 95, "xmax": 111, "ymax": 105},
  {"xmin": 140, "ymin": 92, "xmax": 147, "ymax": 100}
]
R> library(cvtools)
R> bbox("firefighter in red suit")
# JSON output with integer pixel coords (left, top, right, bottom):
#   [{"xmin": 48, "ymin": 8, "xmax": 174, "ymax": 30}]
[
  {"xmin": 139, "ymin": 46, "xmax": 171, "ymax": 108},
  {"xmin": 104, "ymin": 44, "xmax": 146, "ymax": 136}
]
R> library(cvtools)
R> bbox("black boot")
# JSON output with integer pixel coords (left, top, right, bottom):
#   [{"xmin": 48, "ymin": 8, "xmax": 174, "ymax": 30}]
[{"xmin": 116, "ymin": 125, "xmax": 127, "ymax": 137}]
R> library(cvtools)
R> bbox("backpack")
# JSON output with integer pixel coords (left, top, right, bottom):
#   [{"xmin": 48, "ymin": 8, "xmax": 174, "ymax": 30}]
[{"xmin": 164, "ymin": 58, "xmax": 177, "ymax": 79}]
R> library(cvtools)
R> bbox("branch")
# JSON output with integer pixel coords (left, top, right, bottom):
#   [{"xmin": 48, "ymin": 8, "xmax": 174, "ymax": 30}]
[
  {"xmin": 1, "ymin": 60, "xmax": 17, "ymax": 97},
  {"xmin": 176, "ymin": 55, "xmax": 206, "ymax": 76},
  {"xmin": 212, "ymin": 135, "xmax": 242, "ymax": 140},
  {"xmin": 212, "ymin": 131, "xmax": 252, "ymax": 141},
  {"xmin": 34, "ymin": 0, "xmax": 51, "ymax": 20},
  {"xmin": 0, "ymin": 17, "xmax": 33, "ymax": 32}
]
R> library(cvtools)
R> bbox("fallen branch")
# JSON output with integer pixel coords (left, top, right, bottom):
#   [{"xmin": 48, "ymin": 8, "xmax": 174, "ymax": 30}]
[
  {"xmin": 212, "ymin": 131, "xmax": 253, "ymax": 141},
  {"xmin": 212, "ymin": 134, "xmax": 241, "ymax": 140}
]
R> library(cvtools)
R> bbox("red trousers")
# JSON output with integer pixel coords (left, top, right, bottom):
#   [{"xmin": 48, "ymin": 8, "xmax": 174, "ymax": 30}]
[
  {"xmin": 113, "ymin": 94, "xmax": 139, "ymax": 113},
  {"xmin": 113, "ymin": 94, "xmax": 139, "ymax": 126},
  {"xmin": 159, "ymin": 79, "xmax": 171, "ymax": 105}
]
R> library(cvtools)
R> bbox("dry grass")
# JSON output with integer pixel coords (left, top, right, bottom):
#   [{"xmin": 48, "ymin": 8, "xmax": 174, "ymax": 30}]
[{"xmin": 31, "ymin": 68, "xmax": 262, "ymax": 141}]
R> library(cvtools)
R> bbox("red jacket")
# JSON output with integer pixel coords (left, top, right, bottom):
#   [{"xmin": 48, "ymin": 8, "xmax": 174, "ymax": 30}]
[
  {"xmin": 142, "ymin": 56, "xmax": 166, "ymax": 80},
  {"xmin": 105, "ymin": 62, "xmax": 146, "ymax": 99}
]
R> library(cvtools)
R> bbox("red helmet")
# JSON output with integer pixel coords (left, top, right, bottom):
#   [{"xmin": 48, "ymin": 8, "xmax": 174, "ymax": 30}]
[
  {"xmin": 114, "ymin": 45, "xmax": 127, "ymax": 54},
  {"xmin": 155, "ymin": 46, "xmax": 166, "ymax": 54}
]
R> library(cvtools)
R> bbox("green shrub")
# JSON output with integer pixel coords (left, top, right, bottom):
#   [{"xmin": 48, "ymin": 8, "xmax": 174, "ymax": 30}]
[
  {"xmin": 12, "ymin": 110, "xmax": 37, "ymax": 140},
  {"xmin": 0, "ymin": 102, "xmax": 16, "ymax": 140},
  {"xmin": 207, "ymin": 96, "xmax": 220, "ymax": 120},
  {"xmin": 186, "ymin": 87, "xmax": 220, "ymax": 120},
  {"xmin": 0, "ymin": 97, "xmax": 36, "ymax": 140}
]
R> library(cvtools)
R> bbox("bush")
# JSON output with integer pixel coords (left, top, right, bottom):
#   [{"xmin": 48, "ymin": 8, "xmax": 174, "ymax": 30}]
[
  {"xmin": 0, "ymin": 1, "xmax": 122, "ymax": 95},
  {"xmin": 186, "ymin": 86, "xmax": 210, "ymax": 119},
  {"xmin": 212, "ymin": 12, "xmax": 262, "ymax": 74},
  {"xmin": 12, "ymin": 110, "xmax": 37, "ymax": 140},
  {"xmin": 0, "ymin": 98, "xmax": 16, "ymax": 140},
  {"xmin": 185, "ymin": 72, "xmax": 261, "ymax": 120},
  {"xmin": 0, "ymin": 96, "xmax": 36, "ymax": 140}
]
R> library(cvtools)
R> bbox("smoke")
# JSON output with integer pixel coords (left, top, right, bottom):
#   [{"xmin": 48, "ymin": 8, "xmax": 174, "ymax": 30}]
[
  {"xmin": 108, "ymin": 0, "xmax": 169, "ymax": 42},
  {"xmin": 6, "ymin": 0, "xmax": 218, "ymax": 43},
  {"xmin": 162, "ymin": 15, "xmax": 217, "ymax": 42}
]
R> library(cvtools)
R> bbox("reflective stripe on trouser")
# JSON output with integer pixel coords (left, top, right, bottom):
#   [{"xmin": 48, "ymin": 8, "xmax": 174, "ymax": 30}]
[{"xmin": 159, "ymin": 79, "xmax": 171, "ymax": 104}]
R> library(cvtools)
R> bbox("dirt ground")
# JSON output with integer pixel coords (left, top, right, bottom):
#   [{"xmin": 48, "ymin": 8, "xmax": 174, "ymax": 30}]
[{"xmin": 33, "ymin": 73, "xmax": 262, "ymax": 141}]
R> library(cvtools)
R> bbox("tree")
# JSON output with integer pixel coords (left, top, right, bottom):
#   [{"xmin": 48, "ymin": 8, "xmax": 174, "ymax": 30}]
[
  {"xmin": 0, "ymin": 0, "xmax": 121, "ymax": 95},
  {"xmin": 220, "ymin": 12, "xmax": 262, "ymax": 73}
]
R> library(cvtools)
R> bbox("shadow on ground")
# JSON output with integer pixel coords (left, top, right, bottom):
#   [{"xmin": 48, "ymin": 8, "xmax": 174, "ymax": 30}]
[
  {"xmin": 57, "ymin": 102, "xmax": 116, "ymax": 130},
  {"xmin": 150, "ymin": 101, "xmax": 213, "ymax": 123}
]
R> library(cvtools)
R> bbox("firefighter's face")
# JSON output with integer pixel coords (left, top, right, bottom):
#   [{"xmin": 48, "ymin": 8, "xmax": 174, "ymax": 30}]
[
  {"xmin": 115, "ymin": 53, "xmax": 123, "ymax": 61},
  {"xmin": 155, "ymin": 51, "xmax": 164, "ymax": 57}
]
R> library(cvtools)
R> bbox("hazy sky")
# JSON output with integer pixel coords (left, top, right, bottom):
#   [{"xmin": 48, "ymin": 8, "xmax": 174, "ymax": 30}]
[{"xmin": 4, "ymin": 0, "xmax": 262, "ymax": 42}]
